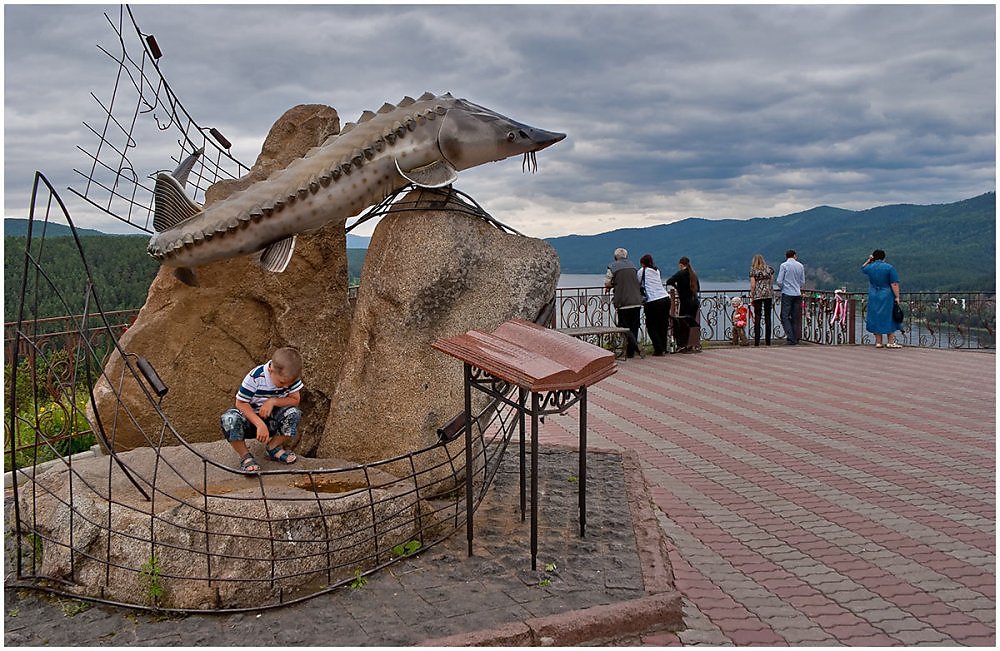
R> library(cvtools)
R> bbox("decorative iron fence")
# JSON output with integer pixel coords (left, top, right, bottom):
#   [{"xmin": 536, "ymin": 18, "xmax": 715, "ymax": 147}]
[
  {"xmin": 553, "ymin": 285, "xmax": 995, "ymax": 350},
  {"xmin": 4, "ymin": 172, "xmax": 529, "ymax": 613}
]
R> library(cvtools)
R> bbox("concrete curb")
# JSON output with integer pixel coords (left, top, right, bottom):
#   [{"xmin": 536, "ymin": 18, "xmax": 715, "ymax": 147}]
[
  {"xmin": 422, "ymin": 592, "xmax": 682, "ymax": 647},
  {"xmin": 420, "ymin": 446, "xmax": 684, "ymax": 646}
]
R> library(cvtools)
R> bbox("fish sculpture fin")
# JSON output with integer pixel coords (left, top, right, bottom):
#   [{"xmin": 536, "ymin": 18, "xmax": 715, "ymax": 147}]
[
  {"xmin": 153, "ymin": 173, "xmax": 204, "ymax": 233},
  {"xmin": 395, "ymin": 158, "xmax": 458, "ymax": 188},
  {"xmin": 172, "ymin": 148, "xmax": 204, "ymax": 188},
  {"xmin": 255, "ymin": 235, "xmax": 297, "ymax": 273}
]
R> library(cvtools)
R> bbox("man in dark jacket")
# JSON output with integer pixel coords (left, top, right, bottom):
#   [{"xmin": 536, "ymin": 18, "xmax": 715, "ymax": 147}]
[{"xmin": 604, "ymin": 247, "xmax": 643, "ymax": 358}]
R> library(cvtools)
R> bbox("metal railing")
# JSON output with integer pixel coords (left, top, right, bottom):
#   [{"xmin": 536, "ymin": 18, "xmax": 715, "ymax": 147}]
[{"xmin": 553, "ymin": 285, "xmax": 995, "ymax": 350}]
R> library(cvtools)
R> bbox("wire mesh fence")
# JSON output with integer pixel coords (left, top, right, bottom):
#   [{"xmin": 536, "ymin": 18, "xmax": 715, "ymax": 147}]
[{"xmin": 5, "ymin": 174, "xmax": 541, "ymax": 612}]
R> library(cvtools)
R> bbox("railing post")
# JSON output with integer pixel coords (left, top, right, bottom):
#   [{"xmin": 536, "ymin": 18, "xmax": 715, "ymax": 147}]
[{"xmin": 848, "ymin": 296, "xmax": 858, "ymax": 345}]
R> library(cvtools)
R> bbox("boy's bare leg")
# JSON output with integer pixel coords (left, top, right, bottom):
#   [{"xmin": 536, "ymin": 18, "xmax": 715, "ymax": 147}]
[
  {"xmin": 267, "ymin": 435, "xmax": 288, "ymax": 452},
  {"xmin": 229, "ymin": 439, "xmax": 251, "ymax": 459}
]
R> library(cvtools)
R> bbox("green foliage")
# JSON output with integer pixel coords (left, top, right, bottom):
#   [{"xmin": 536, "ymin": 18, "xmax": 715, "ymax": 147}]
[
  {"xmin": 4, "ymin": 354, "xmax": 96, "ymax": 471},
  {"xmin": 60, "ymin": 599, "xmax": 93, "ymax": 617},
  {"xmin": 350, "ymin": 568, "xmax": 367, "ymax": 590},
  {"xmin": 537, "ymin": 561, "xmax": 557, "ymax": 587},
  {"xmin": 140, "ymin": 554, "xmax": 165, "ymax": 605},
  {"xmin": 4, "ymin": 233, "xmax": 370, "ymax": 321},
  {"xmin": 5, "ymin": 234, "xmax": 158, "ymax": 322},
  {"xmin": 390, "ymin": 539, "xmax": 422, "ymax": 558},
  {"xmin": 547, "ymin": 192, "xmax": 996, "ymax": 292},
  {"xmin": 27, "ymin": 533, "xmax": 43, "ymax": 567}
]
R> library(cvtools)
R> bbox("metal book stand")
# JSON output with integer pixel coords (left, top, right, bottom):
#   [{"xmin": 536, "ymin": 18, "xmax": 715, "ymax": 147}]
[{"xmin": 433, "ymin": 319, "xmax": 617, "ymax": 569}]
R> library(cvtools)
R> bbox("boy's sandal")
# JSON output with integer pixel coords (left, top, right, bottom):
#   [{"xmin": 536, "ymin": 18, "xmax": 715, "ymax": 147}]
[
  {"xmin": 239, "ymin": 453, "xmax": 261, "ymax": 473},
  {"xmin": 875, "ymin": 343, "xmax": 883, "ymax": 348},
  {"xmin": 267, "ymin": 446, "xmax": 298, "ymax": 464},
  {"xmin": 885, "ymin": 342, "xmax": 903, "ymax": 349}
]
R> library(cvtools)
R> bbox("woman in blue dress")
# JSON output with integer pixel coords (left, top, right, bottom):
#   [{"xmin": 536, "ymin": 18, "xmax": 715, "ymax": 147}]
[{"xmin": 861, "ymin": 249, "xmax": 903, "ymax": 348}]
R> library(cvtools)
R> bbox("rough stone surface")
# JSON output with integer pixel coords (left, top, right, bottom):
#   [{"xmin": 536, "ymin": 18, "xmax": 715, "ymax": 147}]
[
  {"xmin": 15, "ymin": 440, "xmax": 427, "ymax": 610},
  {"xmin": 90, "ymin": 104, "xmax": 349, "ymax": 454},
  {"xmin": 6, "ymin": 447, "xmax": 679, "ymax": 645},
  {"xmin": 318, "ymin": 188, "xmax": 560, "ymax": 466}
]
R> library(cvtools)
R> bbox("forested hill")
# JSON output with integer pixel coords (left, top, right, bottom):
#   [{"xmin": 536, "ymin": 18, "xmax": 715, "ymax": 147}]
[
  {"xmin": 547, "ymin": 192, "xmax": 996, "ymax": 291},
  {"xmin": 3, "ymin": 219, "xmax": 110, "ymax": 238},
  {"xmin": 3, "ymin": 222, "xmax": 367, "ymax": 321},
  {"xmin": 4, "ymin": 192, "xmax": 994, "ymax": 320}
]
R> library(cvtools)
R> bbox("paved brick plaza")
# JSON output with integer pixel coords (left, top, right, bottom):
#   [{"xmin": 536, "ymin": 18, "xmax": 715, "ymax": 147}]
[{"xmin": 540, "ymin": 342, "xmax": 996, "ymax": 646}]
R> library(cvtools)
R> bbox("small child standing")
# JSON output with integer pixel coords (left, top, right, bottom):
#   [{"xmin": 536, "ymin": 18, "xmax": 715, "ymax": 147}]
[
  {"xmin": 220, "ymin": 347, "xmax": 304, "ymax": 472},
  {"xmin": 730, "ymin": 297, "xmax": 750, "ymax": 346}
]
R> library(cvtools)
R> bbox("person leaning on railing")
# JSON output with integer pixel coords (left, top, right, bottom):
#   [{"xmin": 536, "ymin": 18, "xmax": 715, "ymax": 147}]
[
  {"xmin": 665, "ymin": 256, "xmax": 702, "ymax": 353},
  {"xmin": 604, "ymin": 247, "xmax": 644, "ymax": 358},
  {"xmin": 638, "ymin": 254, "xmax": 671, "ymax": 356}
]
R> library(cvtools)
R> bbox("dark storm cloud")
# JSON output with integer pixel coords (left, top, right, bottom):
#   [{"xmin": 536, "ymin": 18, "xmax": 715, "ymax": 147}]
[{"xmin": 3, "ymin": 4, "xmax": 994, "ymax": 236}]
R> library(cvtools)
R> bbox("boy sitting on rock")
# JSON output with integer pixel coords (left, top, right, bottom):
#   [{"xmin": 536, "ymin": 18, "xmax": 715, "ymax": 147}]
[{"xmin": 220, "ymin": 347, "xmax": 303, "ymax": 472}]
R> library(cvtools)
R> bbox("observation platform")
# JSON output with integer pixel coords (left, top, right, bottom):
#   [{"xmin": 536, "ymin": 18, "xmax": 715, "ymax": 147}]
[
  {"xmin": 4, "ymin": 344, "xmax": 994, "ymax": 646},
  {"xmin": 541, "ymin": 342, "xmax": 996, "ymax": 645}
]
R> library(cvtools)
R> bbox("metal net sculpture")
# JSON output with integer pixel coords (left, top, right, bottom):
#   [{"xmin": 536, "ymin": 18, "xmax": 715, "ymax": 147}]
[
  {"xmin": 5, "ymin": 6, "xmax": 539, "ymax": 611},
  {"xmin": 68, "ymin": 6, "xmax": 249, "ymax": 234}
]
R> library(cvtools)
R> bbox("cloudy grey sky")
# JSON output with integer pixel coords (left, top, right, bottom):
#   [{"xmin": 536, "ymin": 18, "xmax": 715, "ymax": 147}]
[{"xmin": 4, "ymin": 3, "xmax": 996, "ymax": 238}]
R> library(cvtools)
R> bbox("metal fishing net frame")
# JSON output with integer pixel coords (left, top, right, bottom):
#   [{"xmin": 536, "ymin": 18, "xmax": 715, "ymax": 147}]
[{"xmin": 5, "ymin": 5, "xmax": 536, "ymax": 612}]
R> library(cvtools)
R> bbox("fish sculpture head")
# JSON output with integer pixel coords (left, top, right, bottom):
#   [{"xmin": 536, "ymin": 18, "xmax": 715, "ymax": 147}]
[{"xmin": 437, "ymin": 99, "xmax": 566, "ymax": 173}]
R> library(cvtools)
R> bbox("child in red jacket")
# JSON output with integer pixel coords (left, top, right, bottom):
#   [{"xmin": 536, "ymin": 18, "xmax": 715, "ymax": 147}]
[{"xmin": 731, "ymin": 297, "xmax": 749, "ymax": 346}]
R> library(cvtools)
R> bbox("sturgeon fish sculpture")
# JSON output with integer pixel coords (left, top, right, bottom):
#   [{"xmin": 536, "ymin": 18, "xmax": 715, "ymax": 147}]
[{"xmin": 147, "ymin": 92, "xmax": 565, "ymax": 281}]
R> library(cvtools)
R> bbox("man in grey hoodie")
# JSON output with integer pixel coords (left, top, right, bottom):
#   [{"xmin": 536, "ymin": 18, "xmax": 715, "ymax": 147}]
[{"xmin": 604, "ymin": 247, "xmax": 644, "ymax": 358}]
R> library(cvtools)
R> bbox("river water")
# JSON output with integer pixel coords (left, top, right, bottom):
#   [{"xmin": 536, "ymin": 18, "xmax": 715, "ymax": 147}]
[{"xmin": 559, "ymin": 273, "xmax": 748, "ymax": 291}]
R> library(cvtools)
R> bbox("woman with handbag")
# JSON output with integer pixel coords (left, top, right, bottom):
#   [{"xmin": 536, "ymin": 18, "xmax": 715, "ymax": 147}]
[
  {"xmin": 861, "ymin": 249, "xmax": 903, "ymax": 348},
  {"xmin": 638, "ymin": 254, "xmax": 671, "ymax": 356}
]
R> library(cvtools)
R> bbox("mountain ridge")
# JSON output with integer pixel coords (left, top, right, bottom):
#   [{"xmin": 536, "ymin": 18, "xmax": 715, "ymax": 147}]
[
  {"xmin": 546, "ymin": 192, "xmax": 995, "ymax": 291},
  {"xmin": 5, "ymin": 192, "xmax": 994, "ymax": 299}
]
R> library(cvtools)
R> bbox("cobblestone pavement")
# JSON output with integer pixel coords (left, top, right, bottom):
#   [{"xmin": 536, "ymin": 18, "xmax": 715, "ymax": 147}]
[
  {"xmin": 4, "ymin": 447, "xmax": 678, "ymax": 646},
  {"xmin": 542, "ymin": 343, "xmax": 996, "ymax": 646}
]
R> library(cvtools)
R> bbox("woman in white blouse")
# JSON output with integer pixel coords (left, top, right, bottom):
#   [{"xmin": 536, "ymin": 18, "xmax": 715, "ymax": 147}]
[{"xmin": 638, "ymin": 254, "xmax": 671, "ymax": 356}]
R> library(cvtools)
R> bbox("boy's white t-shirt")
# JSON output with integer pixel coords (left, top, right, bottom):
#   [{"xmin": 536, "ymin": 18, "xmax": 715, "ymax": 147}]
[{"xmin": 236, "ymin": 362, "xmax": 303, "ymax": 410}]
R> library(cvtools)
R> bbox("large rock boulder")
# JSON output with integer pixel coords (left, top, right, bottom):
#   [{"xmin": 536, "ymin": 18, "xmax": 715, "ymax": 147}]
[
  {"xmin": 90, "ymin": 105, "xmax": 348, "ymax": 454},
  {"xmin": 17, "ymin": 441, "xmax": 431, "ymax": 610},
  {"xmin": 317, "ymin": 188, "xmax": 560, "ymax": 466},
  {"xmin": 90, "ymin": 103, "xmax": 560, "ymax": 475}
]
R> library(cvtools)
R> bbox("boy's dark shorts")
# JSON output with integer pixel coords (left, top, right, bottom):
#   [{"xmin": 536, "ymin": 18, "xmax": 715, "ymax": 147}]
[{"xmin": 220, "ymin": 406, "xmax": 301, "ymax": 442}]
